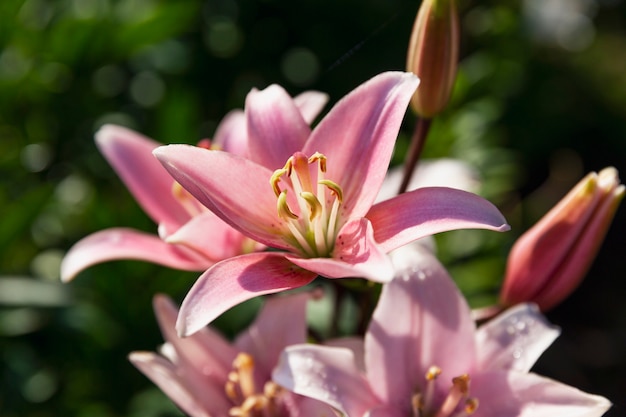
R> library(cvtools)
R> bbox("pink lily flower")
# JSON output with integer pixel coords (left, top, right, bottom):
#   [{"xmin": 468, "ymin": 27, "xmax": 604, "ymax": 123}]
[
  {"xmin": 129, "ymin": 292, "xmax": 334, "ymax": 417},
  {"xmin": 60, "ymin": 89, "xmax": 328, "ymax": 282},
  {"xmin": 273, "ymin": 244, "xmax": 612, "ymax": 417},
  {"xmin": 154, "ymin": 71, "xmax": 510, "ymax": 335},
  {"xmin": 501, "ymin": 167, "xmax": 624, "ymax": 311}
]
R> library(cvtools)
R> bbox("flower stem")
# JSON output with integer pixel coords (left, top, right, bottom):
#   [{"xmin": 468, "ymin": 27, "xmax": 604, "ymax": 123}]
[{"xmin": 398, "ymin": 117, "xmax": 432, "ymax": 194}]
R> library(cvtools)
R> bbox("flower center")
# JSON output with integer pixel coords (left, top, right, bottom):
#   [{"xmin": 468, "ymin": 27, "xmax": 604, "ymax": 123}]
[
  {"xmin": 226, "ymin": 352, "xmax": 288, "ymax": 417},
  {"xmin": 411, "ymin": 366, "xmax": 479, "ymax": 417},
  {"xmin": 270, "ymin": 152, "xmax": 344, "ymax": 258}
]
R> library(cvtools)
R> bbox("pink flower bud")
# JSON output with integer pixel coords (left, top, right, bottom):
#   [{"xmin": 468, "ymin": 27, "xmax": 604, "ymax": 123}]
[
  {"xmin": 501, "ymin": 167, "xmax": 625, "ymax": 311},
  {"xmin": 406, "ymin": 0, "xmax": 459, "ymax": 118}
]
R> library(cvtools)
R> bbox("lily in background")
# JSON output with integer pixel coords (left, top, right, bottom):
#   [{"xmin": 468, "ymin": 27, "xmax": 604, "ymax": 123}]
[
  {"xmin": 501, "ymin": 167, "xmax": 624, "ymax": 311},
  {"xmin": 60, "ymin": 89, "xmax": 328, "ymax": 282},
  {"xmin": 273, "ymin": 244, "xmax": 612, "ymax": 417},
  {"xmin": 130, "ymin": 293, "xmax": 334, "ymax": 417},
  {"xmin": 154, "ymin": 72, "xmax": 510, "ymax": 335}
]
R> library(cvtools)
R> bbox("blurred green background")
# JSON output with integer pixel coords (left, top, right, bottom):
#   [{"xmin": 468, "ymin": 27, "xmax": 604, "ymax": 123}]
[{"xmin": 1, "ymin": 0, "xmax": 625, "ymax": 415}]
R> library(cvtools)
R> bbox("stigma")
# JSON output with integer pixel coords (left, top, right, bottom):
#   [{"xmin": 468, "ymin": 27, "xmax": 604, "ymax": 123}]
[{"xmin": 270, "ymin": 152, "xmax": 344, "ymax": 258}]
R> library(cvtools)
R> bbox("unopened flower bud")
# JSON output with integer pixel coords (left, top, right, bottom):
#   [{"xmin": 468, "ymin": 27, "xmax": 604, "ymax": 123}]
[
  {"xmin": 406, "ymin": 0, "xmax": 459, "ymax": 118},
  {"xmin": 500, "ymin": 167, "xmax": 625, "ymax": 311}
]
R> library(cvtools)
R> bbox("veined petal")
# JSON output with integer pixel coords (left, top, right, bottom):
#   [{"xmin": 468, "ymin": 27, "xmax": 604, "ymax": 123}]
[
  {"xmin": 60, "ymin": 228, "xmax": 211, "ymax": 282},
  {"xmin": 177, "ymin": 252, "xmax": 317, "ymax": 336},
  {"xmin": 212, "ymin": 110, "xmax": 248, "ymax": 157},
  {"xmin": 273, "ymin": 344, "xmax": 380, "ymax": 417},
  {"xmin": 153, "ymin": 145, "xmax": 295, "ymax": 251},
  {"xmin": 365, "ymin": 244, "xmax": 476, "ymax": 407},
  {"xmin": 95, "ymin": 124, "xmax": 190, "ymax": 231},
  {"xmin": 286, "ymin": 218, "xmax": 394, "ymax": 282},
  {"xmin": 129, "ymin": 351, "xmax": 229, "ymax": 417},
  {"xmin": 471, "ymin": 371, "xmax": 611, "ymax": 417},
  {"xmin": 166, "ymin": 211, "xmax": 261, "ymax": 261},
  {"xmin": 246, "ymin": 84, "xmax": 311, "ymax": 169},
  {"xmin": 234, "ymin": 292, "xmax": 310, "ymax": 377},
  {"xmin": 293, "ymin": 91, "xmax": 329, "ymax": 124},
  {"xmin": 476, "ymin": 303, "xmax": 560, "ymax": 373},
  {"xmin": 367, "ymin": 187, "xmax": 510, "ymax": 253},
  {"xmin": 152, "ymin": 295, "xmax": 237, "ymax": 383},
  {"xmin": 303, "ymin": 72, "xmax": 419, "ymax": 218}
]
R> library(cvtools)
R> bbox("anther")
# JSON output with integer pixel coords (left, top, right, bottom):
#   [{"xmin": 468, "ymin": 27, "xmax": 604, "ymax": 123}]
[
  {"xmin": 277, "ymin": 190, "xmax": 298, "ymax": 220},
  {"xmin": 319, "ymin": 179, "xmax": 343, "ymax": 202},
  {"xmin": 308, "ymin": 152, "xmax": 327, "ymax": 172},
  {"xmin": 300, "ymin": 192, "xmax": 322, "ymax": 220}
]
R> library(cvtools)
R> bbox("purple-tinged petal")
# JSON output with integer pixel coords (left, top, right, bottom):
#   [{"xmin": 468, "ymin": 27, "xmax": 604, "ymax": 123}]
[
  {"xmin": 325, "ymin": 337, "xmax": 366, "ymax": 372},
  {"xmin": 367, "ymin": 187, "xmax": 510, "ymax": 253},
  {"xmin": 152, "ymin": 295, "xmax": 237, "ymax": 383},
  {"xmin": 471, "ymin": 371, "xmax": 611, "ymax": 417},
  {"xmin": 234, "ymin": 292, "xmax": 310, "ymax": 377},
  {"xmin": 365, "ymin": 244, "xmax": 476, "ymax": 408},
  {"xmin": 166, "ymin": 211, "xmax": 260, "ymax": 261},
  {"xmin": 177, "ymin": 252, "xmax": 317, "ymax": 336},
  {"xmin": 293, "ymin": 91, "xmax": 329, "ymax": 124},
  {"xmin": 476, "ymin": 303, "xmax": 560, "ymax": 373},
  {"xmin": 246, "ymin": 84, "xmax": 311, "ymax": 169},
  {"xmin": 60, "ymin": 228, "xmax": 211, "ymax": 282},
  {"xmin": 212, "ymin": 110, "xmax": 248, "ymax": 157},
  {"xmin": 273, "ymin": 345, "xmax": 380, "ymax": 417},
  {"xmin": 129, "ymin": 351, "xmax": 229, "ymax": 417},
  {"xmin": 303, "ymin": 72, "xmax": 419, "ymax": 218},
  {"xmin": 375, "ymin": 158, "xmax": 480, "ymax": 203},
  {"xmin": 95, "ymin": 125, "xmax": 190, "ymax": 232},
  {"xmin": 286, "ymin": 218, "xmax": 394, "ymax": 282},
  {"xmin": 154, "ymin": 145, "xmax": 294, "ymax": 251}
]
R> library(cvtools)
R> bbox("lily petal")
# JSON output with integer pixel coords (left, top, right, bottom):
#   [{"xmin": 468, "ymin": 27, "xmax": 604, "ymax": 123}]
[
  {"xmin": 60, "ymin": 228, "xmax": 211, "ymax": 282},
  {"xmin": 303, "ymin": 72, "xmax": 419, "ymax": 219},
  {"xmin": 471, "ymin": 371, "xmax": 612, "ymax": 417},
  {"xmin": 153, "ymin": 146, "xmax": 294, "ymax": 251},
  {"xmin": 367, "ymin": 186, "xmax": 510, "ymax": 253},
  {"xmin": 153, "ymin": 295, "xmax": 237, "ymax": 383},
  {"xmin": 273, "ymin": 344, "xmax": 380, "ymax": 417},
  {"xmin": 286, "ymin": 218, "xmax": 394, "ymax": 282},
  {"xmin": 129, "ymin": 351, "xmax": 229, "ymax": 417},
  {"xmin": 365, "ymin": 244, "xmax": 476, "ymax": 407},
  {"xmin": 476, "ymin": 303, "xmax": 560, "ymax": 373},
  {"xmin": 166, "ymin": 211, "xmax": 260, "ymax": 261},
  {"xmin": 293, "ymin": 91, "xmax": 329, "ymax": 124},
  {"xmin": 212, "ymin": 110, "xmax": 248, "ymax": 157},
  {"xmin": 177, "ymin": 252, "xmax": 317, "ymax": 336},
  {"xmin": 96, "ymin": 125, "xmax": 190, "ymax": 233},
  {"xmin": 246, "ymin": 84, "xmax": 311, "ymax": 169},
  {"xmin": 234, "ymin": 292, "xmax": 310, "ymax": 377}
]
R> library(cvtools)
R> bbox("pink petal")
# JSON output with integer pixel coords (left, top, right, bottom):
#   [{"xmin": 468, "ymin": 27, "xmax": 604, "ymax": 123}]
[
  {"xmin": 303, "ymin": 72, "xmax": 419, "ymax": 218},
  {"xmin": 325, "ymin": 337, "xmax": 366, "ymax": 372},
  {"xmin": 471, "ymin": 371, "xmax": 611, "ymax": 417},
  {"xmin": 272, "ymin": 345, "xmax": 380, "ymax": 417},
  {"xmin": 166, "ymin": 211, "xmax": 259, "ymax": 261},
  {"xmin": 177, "ymin": 252, "xmax": 317, "ymax": 336},
  {"xmin": 95, "ymin": 125, "xmax": 190, "ymax": 233},
  {"xmin": 286, "ymin": 218, "xmax": 394, "ymax": 282},
  {"xmin": 375, "ymin": 158, "xmax": 480, "ymax": 203},
  {"xmin": 234, "ymin": 292, "xmax": 310, "ymax": 377},
  {"xmin": 152, "ymin": 295, "xmax": 237, "ymax": 383},
  {"xmin": 293, "ymin": 91, "xmax": 329, "ymax": 124},
  {"xmin": 364, "ymin": 244, "xmax": 476, "ymax": 407},
  {"xmin": 367, "ymin": 186, "xmax": 510, "ymax": 253},
  {"xmin": 246, "ymin": 85, "xmax": 311, "ymax": 169},
  {"xmin": 153, "ymin": 145, "xmax": 295, "ymax": 251},
  {"xmin": 60, "ymin": 228, "xmax": 211, "ymax": 282},
  {"xmin": 212, "ymin": 110, "xmax": 248, "ymax": 157},
  {"xmin": 476, "ymin": 303, "xmax": 560, "ymax": 373},
  {"xmin": 129, "ymin": 351, "xmax": 230, "ymax": 417}
]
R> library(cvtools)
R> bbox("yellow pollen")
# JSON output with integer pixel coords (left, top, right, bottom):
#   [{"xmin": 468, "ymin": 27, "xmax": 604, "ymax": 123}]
[
  {"xmin": 452, "ymin": 374, "xmax": 470, "ymax": 396},
  {"xmin": 426, "ymin": 366, "xmax": 442, "ymax": 380},
  {"xmin": 464, "ymin": 398, "xmax": 479, "ymax": 414}
]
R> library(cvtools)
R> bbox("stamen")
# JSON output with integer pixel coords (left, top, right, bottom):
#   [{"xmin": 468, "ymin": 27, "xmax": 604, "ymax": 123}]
[
  {"xmin": 277, "ymin": 190, "xmax": 298, "ymax": 220},
  {"xmin": 422, "ymin": 366, "xmax": 441, "ymax": 416},
  {"xmin": 308, "ymin": 152, "xmax": 327, "ymax": 172},
  {"xmin": 233, "ymin": 353, "xmax": 256, "ymax": 399},
  {"xmin": 464, "ymin": 398, "xmax": 479, "ymax": 414},
  {"xmin": 319, "ymin": 179, "xmax": 343, "ymax": 203},
  {"xmin": 270, "ymin": 168, "xmax": 289, "ymax": 197},
  {"xmin": 412, "ymin": 393, "xmax": 424, "ymax": 417},
  {"xmin": 300, "ymin": 192, "xmax": 322, "ymax": 221},
  {"xmin": 433, "ymin": 374, "xmax": 470, "ymax": 417}
]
